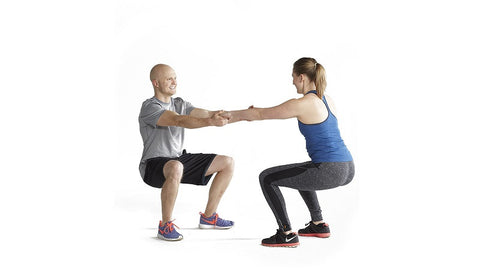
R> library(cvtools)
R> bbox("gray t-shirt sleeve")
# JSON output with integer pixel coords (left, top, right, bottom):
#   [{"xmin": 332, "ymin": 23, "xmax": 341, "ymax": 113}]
[
  {"xmin": 139, "ymin": 102, "xmax": 165, "ymax": 127},
  {"xmin": 185, "ymin": 100, "xmax": 195, "ymax": 115}
]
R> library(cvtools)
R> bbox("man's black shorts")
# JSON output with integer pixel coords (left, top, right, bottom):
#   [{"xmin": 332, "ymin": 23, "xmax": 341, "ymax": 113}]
[{"xmin": 144, "ymin": 152, "xmax": 217, "ymax": 188}]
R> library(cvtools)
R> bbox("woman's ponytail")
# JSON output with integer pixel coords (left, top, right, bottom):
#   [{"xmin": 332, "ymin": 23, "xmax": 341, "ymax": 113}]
[{"xmin": 314, "ymin": 63, "xmax": 326, "ymax": 99}]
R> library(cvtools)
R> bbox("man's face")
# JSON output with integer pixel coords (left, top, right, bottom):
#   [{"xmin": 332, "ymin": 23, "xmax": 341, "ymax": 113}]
[{"xmin": 154, "ymin": 67, "xmax": 177, "ymax": 96}]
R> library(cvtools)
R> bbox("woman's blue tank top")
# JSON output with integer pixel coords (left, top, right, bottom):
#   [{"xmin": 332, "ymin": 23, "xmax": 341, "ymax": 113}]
[{"xmin": 298, "ymin": 90, "xmax": 353, "ymax": 163}]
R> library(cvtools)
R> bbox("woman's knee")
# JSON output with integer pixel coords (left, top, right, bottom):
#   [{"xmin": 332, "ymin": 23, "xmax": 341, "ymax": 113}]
[{"xmin": 259, "ymin": 169, "xmax": 270, "ymax": 186}]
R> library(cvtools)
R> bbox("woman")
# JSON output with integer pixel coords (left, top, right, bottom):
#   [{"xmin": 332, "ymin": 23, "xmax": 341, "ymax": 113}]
[{"xmin": 229, "ymin": 57, "xmax": 354, "ymax": 247}]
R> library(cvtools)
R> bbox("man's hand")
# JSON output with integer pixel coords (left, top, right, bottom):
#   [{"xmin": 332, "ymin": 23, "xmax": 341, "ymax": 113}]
[
  {"xmin": 210, "ymin": 110, "xmax": 230, "ymax": 127},
  {"xmin": 218, "ymin": 111, "xmax": 232, "ymax": 121}
]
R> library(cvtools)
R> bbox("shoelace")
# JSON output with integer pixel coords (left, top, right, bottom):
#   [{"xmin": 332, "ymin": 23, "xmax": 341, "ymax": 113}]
[
  {"xmin": 305, "ymin": 221, "xmax": 328, "ymax": 227},
  {"xmin": 160, "ymin": 220, "xmax": 179, "ymax": 234},
  {"xmin": 213, "ymin": 214, "xmax": 233, "ymax": 227},
  {"xmin": 275, "ymin": 230, "xmax": 296, "ymax": 239},
  {"xmin": 211, "ymin": 214, "xmax": 219, "ymax": 227}
]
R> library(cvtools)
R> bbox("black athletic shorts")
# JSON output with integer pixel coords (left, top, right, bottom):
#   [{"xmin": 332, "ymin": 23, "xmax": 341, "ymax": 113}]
[{"xmin": 144, "ymin": 151, "xmax": 217, "ymax": 188}]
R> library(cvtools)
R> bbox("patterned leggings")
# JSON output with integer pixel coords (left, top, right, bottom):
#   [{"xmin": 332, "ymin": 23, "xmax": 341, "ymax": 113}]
[{"xmin": 259, "ymin": 161, "xmax": 355, "ymax": 231}]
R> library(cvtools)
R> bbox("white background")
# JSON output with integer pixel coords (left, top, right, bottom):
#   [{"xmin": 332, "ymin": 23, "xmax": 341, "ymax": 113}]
[{"xmin": 1, "ymin": 0, "xmax": 479, "ymax": 269}]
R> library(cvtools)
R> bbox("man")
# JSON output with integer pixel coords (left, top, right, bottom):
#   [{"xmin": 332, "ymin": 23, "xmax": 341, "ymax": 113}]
[{"xmin": 139, "ymin": 64, "xmax": 235, "ymax": 241}]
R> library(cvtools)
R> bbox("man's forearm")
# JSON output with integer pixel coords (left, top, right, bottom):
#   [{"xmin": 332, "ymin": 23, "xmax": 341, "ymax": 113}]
[
  {"xmin": 175, "ymin": 115, "xmax": 214, "ymax": 129},
  {"xmin": 190, "ymin": 108, "xmax": 220, "ymax": 119}
]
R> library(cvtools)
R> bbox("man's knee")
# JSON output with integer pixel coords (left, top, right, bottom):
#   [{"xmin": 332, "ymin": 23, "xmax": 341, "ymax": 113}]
[
  {"xmin": 217, "ymin": 155, "xmax": 235, "ymax": 171},
  {"xmin": 224, "ymin": 155, "xmax": 235, "ymax": 170},
  {"xmin": 163, "ymin": 160, "xmax": 183, "ymax": 183}
]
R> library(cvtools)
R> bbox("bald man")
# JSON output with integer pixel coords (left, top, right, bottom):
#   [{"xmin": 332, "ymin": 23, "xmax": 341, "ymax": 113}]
[{"xmin": 139, "ymin": 64, "xmax": 235, "ymax": 241}]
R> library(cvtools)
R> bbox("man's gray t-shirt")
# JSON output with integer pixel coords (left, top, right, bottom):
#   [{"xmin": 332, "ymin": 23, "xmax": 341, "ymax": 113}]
[{"xmin": 138, "ymin": 96, "xmax": 195, "ymax": 179}]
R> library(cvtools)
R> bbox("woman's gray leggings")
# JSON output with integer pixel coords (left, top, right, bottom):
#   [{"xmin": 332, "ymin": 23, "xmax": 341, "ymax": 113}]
[{"xmin": 259, "ymin": 161, "xmax": 355, "ymax": 232}]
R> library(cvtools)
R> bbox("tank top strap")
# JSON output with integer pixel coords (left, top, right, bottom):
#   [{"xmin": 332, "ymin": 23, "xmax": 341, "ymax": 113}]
[
  {"xmin": 322, "ymin": 95, "xmax": 333, "ymax": 114},
  {"xmin": 307, "ymin": 90, "xmax": 332, "ymax": 115}
]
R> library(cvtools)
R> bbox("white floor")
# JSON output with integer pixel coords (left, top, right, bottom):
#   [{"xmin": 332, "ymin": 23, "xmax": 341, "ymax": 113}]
[{"xmin": 109, "ymin": 190, "xmax": 360, "ymax": 269}]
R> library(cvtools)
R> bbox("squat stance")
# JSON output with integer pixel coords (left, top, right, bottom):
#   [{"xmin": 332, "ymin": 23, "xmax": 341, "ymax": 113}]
[
  {"xmin": 227, "ymin": 58, "xmax": 354, "ymax": 247},
  {"xmin": 139, "ymin": 64, "xmax": 235, "ymax": 241}
]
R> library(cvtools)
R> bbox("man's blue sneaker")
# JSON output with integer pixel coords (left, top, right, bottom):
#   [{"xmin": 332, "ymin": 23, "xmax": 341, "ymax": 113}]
[
  {"xmin": 199, "ymin": 212, "xmax": 234, "ymax": 229},
  {"xmin": 157, "ymin": 220, "xmax": 183, "ymax": 241}
]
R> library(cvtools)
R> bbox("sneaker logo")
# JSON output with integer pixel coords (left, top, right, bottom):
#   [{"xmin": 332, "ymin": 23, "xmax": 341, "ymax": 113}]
[
  {"xmin": 201, "ymin": 218, "xmax": 216, "ymax": 225},
  {"xmin": 285, "ymin": 236, "xmax": 296, "ymax": 242},
  {"xmin": 200, "ymin": 213, "xmax": 218, "ymax": 225}
]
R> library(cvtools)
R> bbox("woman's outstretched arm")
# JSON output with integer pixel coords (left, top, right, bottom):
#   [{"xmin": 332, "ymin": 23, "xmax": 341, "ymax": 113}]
[{"xmin": 222, "ymin": 98, "xmax": 304, "ymax": 124}]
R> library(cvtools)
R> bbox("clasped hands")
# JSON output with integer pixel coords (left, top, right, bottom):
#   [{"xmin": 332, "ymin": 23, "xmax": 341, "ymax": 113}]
[{"xmin": 212, "ymin": 105, "xmax": 257, "ymax": 126}]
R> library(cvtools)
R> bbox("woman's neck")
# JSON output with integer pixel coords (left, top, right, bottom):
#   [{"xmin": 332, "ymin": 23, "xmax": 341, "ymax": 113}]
[{"xmin": 302, "ymin": 83, "xmax": 316, "ymax": 95}]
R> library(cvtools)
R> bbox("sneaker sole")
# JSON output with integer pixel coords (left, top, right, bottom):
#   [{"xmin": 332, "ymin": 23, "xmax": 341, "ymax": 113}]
[
  {"xmin": 261, "ymin": 242, "xmax": 299, "ymax": 248},
  {"xmin": 198, "ymin": 223, "xmax": 234, "ymax": 229},
  {"xmin": 298, "ymin": 232, "xmax": 330, "ymax": 238},
  {"xmin": 157, "ymin": 233, "xmax": 183, "ymax": 241}
]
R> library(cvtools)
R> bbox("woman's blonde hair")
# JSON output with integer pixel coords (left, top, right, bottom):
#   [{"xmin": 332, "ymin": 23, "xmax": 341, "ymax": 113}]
[{"xmin": 293, "ymin": 57, "xmax": 326, "ymax": 98}]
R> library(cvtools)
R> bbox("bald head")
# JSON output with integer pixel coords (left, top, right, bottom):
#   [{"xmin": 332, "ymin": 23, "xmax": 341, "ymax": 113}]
[{"xmin": 150, "ymin": 64, "xmax": 173, "ymax": 81}]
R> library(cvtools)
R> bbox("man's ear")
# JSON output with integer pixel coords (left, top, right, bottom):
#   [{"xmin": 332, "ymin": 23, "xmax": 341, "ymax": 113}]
[{"xmin": 151, "ymin": 79, "xmax": 158, "ymax": 87}]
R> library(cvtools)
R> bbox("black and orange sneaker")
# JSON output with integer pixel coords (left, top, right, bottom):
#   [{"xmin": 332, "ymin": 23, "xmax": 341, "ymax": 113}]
[
  {"xmin": 261, "ymin": 230, "xmax": 300, "ymax": 247},
  {"xmin": 298, "ymin": 221, "xmax": 331, "ymax": 238}
]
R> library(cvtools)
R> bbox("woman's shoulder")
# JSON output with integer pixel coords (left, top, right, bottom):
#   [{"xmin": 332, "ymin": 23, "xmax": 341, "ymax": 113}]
[
  {"xmin": 296, "ymin": 94, "xmax": 328, "ymax": 123},
  {"xmin": 300, "ymin": 92, "xmax": 324, "ymax": 107}
]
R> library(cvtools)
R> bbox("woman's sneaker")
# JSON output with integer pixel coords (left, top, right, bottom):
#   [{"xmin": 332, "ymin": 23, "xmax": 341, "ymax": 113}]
[
  {"xmin": 298, "ymin": 221, "xmax": 331, "ymax": 238},
  {"xmin": 157, "ymin": 220, "xmax": 183, "ymax": 241},
  {"xmin": 261, "ymin": 230, "xmax": 300, "ymax": 247},
  {"xmin": 199, "ymin": 212, "xmax": 234, "ymax": 229}
]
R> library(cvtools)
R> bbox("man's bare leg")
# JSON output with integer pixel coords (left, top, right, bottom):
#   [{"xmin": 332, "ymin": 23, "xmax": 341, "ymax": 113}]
[
  {"xmin": 161, "ymin": 160, "xmax": 183, "ymax": 223},
  {"xmin": 203, "ymin": 155, "xmax": 234, "ymax": 216}
]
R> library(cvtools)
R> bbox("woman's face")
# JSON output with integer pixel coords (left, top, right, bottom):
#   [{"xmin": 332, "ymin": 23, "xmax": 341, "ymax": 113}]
[{"xmin": 292, "ymin": 72, "xmax": 303, "ymax": 94}]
